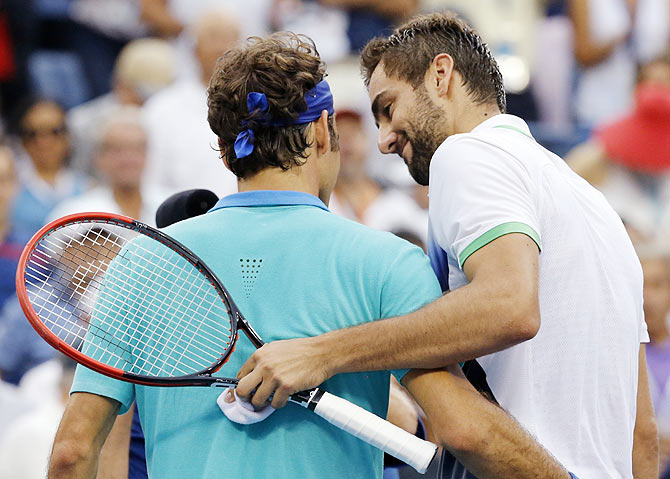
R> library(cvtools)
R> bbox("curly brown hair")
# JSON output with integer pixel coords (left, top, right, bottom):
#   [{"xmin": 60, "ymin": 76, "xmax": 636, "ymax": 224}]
[
  {"xmin": 207, "ymin": 32, "xmax": 338, "ymax": 179},
  {"xmin": 361, "ymin": 12, "xmax": 506, "ymax": 113}
]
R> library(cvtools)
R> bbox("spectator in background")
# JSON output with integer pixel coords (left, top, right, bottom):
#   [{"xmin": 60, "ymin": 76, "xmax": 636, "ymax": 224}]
[
  {"xmin": 272, "ymin": 0, "xmax": 417, "ymax": 62},
  {"xmin": 569, "ymin": 0, "xmax": 670, "ymax": 127},
  {"xmin": 330, "ymin": 108, "xmax": 427, "ymax": 240},
  {"xmin": 566, "ymin": 53, "xmax": 670, "ymax": 240},
  {"xmin": 8, "ymin": 98, "xmax": 89, "ymax": 241},
  {"xmin": 636, "ymin": 241, "xmax": 670, "ymax": 477},
  {"xmin": 142, "ymin": 9, "xmax": 240, "ymax": 197},
  {"xmin": 68, "ymin": 0, "xmax": 148, "ymax": 99},
  {"xmin": 0, "ymin": 146, "xmax": 22, "ymax": 309},
  {"xmin": 0, "ymin": 353, "xmax": 133, "ymax": 479},
  {"xmin": 140, "ymin": 0, "xmax": 271, "ymax": 80},
  {"xmin": 0, "ymin": 106, "xmax": 163, "ymax": 387},
  {"xmin": 0, "ymin": 0, "xmax": 37, "ymax": 115},
  {"xmin": 68, "ymin": 37, "xmax": 176, "ymax": 176},
  {"xmin": 325, "ymin": 0, "xmax": 417, "ymax": 53},
  {"xmin": 51, "ymin": 106, "xmax": 167, "ymax": 224},
  {"xmin": 0, "ymin": 356, "xmax": 77, "ymax": 479}
]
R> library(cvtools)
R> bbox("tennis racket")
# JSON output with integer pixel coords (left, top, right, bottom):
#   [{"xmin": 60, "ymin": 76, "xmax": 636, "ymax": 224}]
[{"xmin": 16, "ymin": 212, "xmax": 437, "ymax": 474}]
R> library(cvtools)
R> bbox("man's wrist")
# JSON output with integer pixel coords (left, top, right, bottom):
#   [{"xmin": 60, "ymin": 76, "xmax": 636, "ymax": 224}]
[{"xmin": 310, "ymin": 332, "xmax": 344, "ymax": 378}]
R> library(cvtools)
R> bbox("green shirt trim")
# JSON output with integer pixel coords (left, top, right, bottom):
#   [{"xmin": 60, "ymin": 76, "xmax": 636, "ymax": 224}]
[
  {"xmin": 458, "ymin": 222, "xmax": 541, "ymax": 268},
  {"xmin": 492, "ymin": 124, "xmax": 534, "ymax": 139}
]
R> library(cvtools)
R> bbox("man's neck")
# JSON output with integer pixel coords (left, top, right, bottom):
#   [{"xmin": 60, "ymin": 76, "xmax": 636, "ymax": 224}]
[
  {"xmin": 453, "ymin": 103, "xmax": 502, "ymax": 135},
  {"xmin": 237, "ymin": 167, "xmax": 318, "ymax": 197}
]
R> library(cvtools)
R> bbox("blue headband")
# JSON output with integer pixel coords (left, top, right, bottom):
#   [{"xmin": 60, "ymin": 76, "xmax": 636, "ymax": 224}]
[{"xmin": 234, "ymin": 80, "xmax": 335, "ymax": 159}]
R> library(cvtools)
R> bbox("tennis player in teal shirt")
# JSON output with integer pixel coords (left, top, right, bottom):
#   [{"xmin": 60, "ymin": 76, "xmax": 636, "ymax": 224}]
[
  {"xmin": 54, "ymin": 34, "xmax": 439, "ymax": 479},
  {"xmin": 51, "ymin": 32, "xmax": 572, "ymax": 479}
]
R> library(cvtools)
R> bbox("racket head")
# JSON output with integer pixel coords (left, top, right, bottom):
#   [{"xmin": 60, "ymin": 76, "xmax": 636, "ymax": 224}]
[{"xmin": 16, "ymin": 212, "xmax": 241, "ymax": 387}]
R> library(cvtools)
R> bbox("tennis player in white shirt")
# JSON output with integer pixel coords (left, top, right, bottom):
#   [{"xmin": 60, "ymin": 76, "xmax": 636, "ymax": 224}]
[{"xmin": 236, "ymin": 12, "xmax": 659, "ymax": 479}]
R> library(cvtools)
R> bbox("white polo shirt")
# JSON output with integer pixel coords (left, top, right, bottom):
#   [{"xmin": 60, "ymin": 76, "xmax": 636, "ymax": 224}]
[{"xmin": 427, "ymin": 114, "xmax": 647, "ymax": 479}]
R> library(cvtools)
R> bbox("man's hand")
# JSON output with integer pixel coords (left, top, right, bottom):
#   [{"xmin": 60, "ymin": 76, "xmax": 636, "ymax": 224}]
[{"xmin": 236, "ymin": 337, "xmax": 333, "ymax": 408}]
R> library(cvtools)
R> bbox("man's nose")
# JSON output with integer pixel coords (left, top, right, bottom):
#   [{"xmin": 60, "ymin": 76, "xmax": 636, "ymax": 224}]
[{"xmin": 377, "ymin": 125, "xmax": 398, "ymax": 155}]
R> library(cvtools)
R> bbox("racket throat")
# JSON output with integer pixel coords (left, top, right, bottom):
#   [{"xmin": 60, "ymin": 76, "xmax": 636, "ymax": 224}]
[{"xmin": 292, "ymin": 388, "xmax": 325, "ymax": 411}]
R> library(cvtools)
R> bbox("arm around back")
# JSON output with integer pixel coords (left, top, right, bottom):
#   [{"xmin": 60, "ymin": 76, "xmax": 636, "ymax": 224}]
[{"xmin": 237, "ymin": 232, "xmax": 541, "ymax": 407}]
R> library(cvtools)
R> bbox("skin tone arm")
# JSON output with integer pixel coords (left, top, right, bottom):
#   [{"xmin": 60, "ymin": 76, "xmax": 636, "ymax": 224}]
[
  {"xmin": 632, "ymin": 345, "xmax": 660, "ymax": 479},
  {"xmin": 568, "ymin": 0, "xmax": 630, "ymax": 67},
  {"xmin": 386, "ymin": 376, "xmax": 419, "ymax": 434},
  {"xmin": 237, "ymin": 233, "xmax": 541, "ymax": 408},
  {"xmin": 402, "ymin": 366, "xmax": 571, "ymax": 479},
  {"xmin": 97, "ymin": 404, "xmax": 133, "ymax": 479},
  {"xmin": 49, "ymin": 393, "xmax": 120, "ymax": 479}
]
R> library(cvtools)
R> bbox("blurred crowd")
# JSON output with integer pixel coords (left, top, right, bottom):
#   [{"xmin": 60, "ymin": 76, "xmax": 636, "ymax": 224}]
[{"xmin": 0, "ymin": 0, "xmax": 669, "ymax": 478}]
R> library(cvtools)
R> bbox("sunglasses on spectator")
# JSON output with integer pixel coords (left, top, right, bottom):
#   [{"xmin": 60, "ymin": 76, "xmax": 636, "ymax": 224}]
[{"xmin": 20, "ymin": 125, "xmax": 68, "ymax": 141}]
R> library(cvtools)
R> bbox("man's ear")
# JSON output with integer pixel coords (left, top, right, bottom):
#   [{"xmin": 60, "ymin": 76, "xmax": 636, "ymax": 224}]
[
  {"xmin": 313, "ymin": 110, "xmax": 331, "ymax": 155},
  {"xmin": 430, "ymin": 53, "xmax": 455, "ymax": 97},
  {"xmin": 218, "ymin": 138, "xmax": 231, "ymax": 171}
]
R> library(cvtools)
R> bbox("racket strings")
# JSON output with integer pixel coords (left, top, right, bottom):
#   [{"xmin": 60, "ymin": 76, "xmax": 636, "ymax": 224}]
[
  {"xmin": 29, "ymin": 244, "xmax": 231, "ymax": 376},
  {"xmin": 32, "ymin": 228, "xmax": 232, "ymax": 375},
  {"xmin": 25, "ymin": 219, "xmax": 236, "ymax": 378}
]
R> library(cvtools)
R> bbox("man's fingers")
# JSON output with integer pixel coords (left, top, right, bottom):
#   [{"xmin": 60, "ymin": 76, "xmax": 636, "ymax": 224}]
[
  {"xmin": 235, "ymin": 369, "xmax": 263, "ymax": 401},
  {"xmin": 236, "ymin": 354, "xmax": 258, "ymax": 380},
  {"xmin": 250, "ymin": 377, "xmax": 278, "ymax": 409},
  {"xmin": 269, "ymin": 384, "xmax": 293, "ymax": 409}
]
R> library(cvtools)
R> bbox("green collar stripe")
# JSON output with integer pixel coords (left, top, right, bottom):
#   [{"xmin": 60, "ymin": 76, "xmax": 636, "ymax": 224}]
[
  {"xmin": 458, "ymin": 222, "xmax": 541, "ymax": 268},
  {"xmin": 492, "ymin": 124, "xmax": 534, "ymax": 139}
]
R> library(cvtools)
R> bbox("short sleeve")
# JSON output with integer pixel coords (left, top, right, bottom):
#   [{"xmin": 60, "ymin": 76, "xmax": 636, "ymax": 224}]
[
  {"xmin": 379, "ymin": 242, "xmax": 442, "ymax": 381},
  {"xmin": 429, "ymin": 138, "xmax": 542, "ymax": 269},
  {"xmin": 71, "ymin": 364, "xmax": 135, "ymax": 414}
]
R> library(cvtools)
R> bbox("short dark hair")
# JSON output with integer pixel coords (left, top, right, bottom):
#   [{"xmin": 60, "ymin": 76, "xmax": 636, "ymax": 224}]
[
  {"xmin": 8, "ymin": 96, "xmax": 67, "ymax": 137},
  {"xmin": 207, "ymin": 32, "xmax": 338, "ymax": 179},
  {"xmin": 360, "ymin": 12, "xmax": 506, "ymax": 113}
]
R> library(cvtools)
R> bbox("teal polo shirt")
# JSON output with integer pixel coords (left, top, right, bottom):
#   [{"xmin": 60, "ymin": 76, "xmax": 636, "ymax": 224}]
[{"xmin": 71, "ymin": 190, "xmax": 441, "ymax": 479}]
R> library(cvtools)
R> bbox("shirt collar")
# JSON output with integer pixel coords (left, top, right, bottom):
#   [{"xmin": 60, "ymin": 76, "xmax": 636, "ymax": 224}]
[
  {"xmin": 470, "ymin": 113, "xmax": 533, "ymax": 139},
  {"xmin": 209, "ymin": 190, "xmax": 330, "ymax": 213}
]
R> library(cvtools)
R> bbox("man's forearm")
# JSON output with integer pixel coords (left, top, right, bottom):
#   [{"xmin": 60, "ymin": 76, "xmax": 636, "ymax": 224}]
[
  {"xmin": 403, "ymin": 367, "xmax": 571, "ymax": 479},
  {"xmin": 49, "ymin": 393, "xmax": 120, "ymax": 479},
  {"xmin": 236, "ymin": 234, "xmax": 540, "ymax": 408},
  {"xmin": 323, "ymin": 278, "xmax": 537, "ymax": 375}
]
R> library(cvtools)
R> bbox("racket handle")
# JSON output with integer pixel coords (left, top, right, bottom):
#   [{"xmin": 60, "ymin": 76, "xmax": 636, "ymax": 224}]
[{"xmin": 312, "ymin": 391, "xmax": 437, "ymax": 474}]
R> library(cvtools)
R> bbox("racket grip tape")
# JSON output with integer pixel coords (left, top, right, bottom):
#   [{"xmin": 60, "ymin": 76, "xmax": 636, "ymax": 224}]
[{"xmin": 312, "ymin": 391, "xmax": 437, "ymax": 474}]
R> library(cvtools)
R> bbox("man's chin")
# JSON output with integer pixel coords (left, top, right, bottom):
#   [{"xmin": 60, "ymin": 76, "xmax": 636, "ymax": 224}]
[{"xmin": 408, "ymin": 165, "xmax": 429, "ymax": 186}]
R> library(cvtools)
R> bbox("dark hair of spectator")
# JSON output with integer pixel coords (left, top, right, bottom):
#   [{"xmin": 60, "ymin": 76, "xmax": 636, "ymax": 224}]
[
  {"xmin": 7, "ymin": 96, "xmax": 67, "ymax": 138},
  {"xmin": 207, "ymin": 32, "xmax": 338, "ymax": 180},
  {"xmin": 360, "ymin": 12, "xmax": 506, "ymax": 113}
]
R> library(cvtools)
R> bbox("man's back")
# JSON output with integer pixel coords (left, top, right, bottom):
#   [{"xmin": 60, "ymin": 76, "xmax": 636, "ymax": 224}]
[{"xmin": 72, "ymin": 191, "xmax": 441, "ymax": 478}]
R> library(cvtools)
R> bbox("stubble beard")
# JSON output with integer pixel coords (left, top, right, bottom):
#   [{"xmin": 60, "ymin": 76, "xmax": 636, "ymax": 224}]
[{"xmin": 404, "ymin": 85, "xmax": 449, "ymax": 186}]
